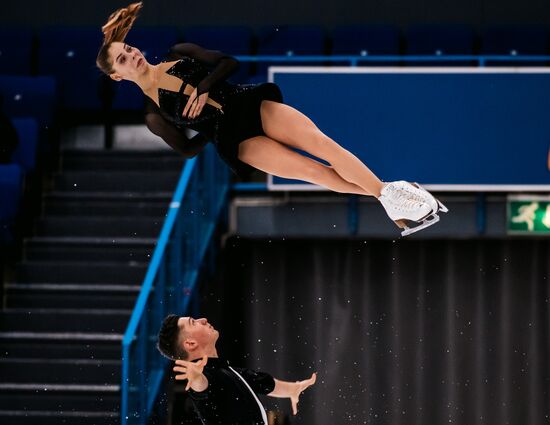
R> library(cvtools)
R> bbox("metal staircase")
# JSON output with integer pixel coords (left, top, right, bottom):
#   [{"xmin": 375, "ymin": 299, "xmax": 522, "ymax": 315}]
[{"xmin": 0, "ymin": 148, "xmax": 184, "ymax": 425}]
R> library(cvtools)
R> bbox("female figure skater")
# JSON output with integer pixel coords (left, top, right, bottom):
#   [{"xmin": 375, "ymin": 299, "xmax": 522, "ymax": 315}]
[{"xmin": 96, "ymin": 2, "xmax": 447, "ymax": 236}]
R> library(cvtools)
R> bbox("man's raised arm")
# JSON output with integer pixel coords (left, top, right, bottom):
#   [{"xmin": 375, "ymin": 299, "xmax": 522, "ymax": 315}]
[{"xmin": 268, "ymin": 372, "xmax": 317, "ymax": 415}]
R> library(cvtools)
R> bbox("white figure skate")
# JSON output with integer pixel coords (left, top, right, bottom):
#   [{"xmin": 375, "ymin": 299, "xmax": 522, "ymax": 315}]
[{"xmin": 379, "ymin": 181, "xmax": 448, "ymax": 236}]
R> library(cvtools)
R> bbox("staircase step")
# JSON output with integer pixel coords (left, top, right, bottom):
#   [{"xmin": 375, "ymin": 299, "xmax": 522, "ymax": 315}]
[
  {"xmin": 16, "ymin": 261, "xmax": 147, "ymax": 284},
  {"xmin": 1, "ymin": 335, "xmax": 121, "ymax": 360},
  {"xmin": 0, "ymin": 309, "xmax": 130, "ymax": 333},
  {"xmin": 6, "ymin": 289, "xmax": 137, "ymax": 310},
  {"xmin": 24, "ymin": 246, "xmax": 152, "ymax": 263},
  {"xmin": 62, "ymin": 149, "xmax": 183, "ymax": 171},
  {"xmin": 0, "ymin": 409, "xmax": 118, "ymax": 425},
  {"xmin": 0, "ymin": 332, "xmax": 121, "ymax": 343},
  {"xmin": 0, "ymin": 389, "xmax": 118, "ymax": 412},
  {"xmin": 45, "ymin": 191, "xmax": 173, "ymax": 201},
  {"xmin": 43, "ymin": 200, "xmax": 169, "ymax": 216},
  {"xmin": 5, "ymin": 281, "xmax": 139, "ymax": 311},
  {"xmin": 0, "ymin": 358, "xmax": 121, "ymax": 384},
  {"xmin": 24, "ymin": 237, "xmax": 155, "ymax": 262},
  {"xmin": 62, "ymin": 148, "xmax": 180, "ymax": 159},
  {"xmin": 36, "ymin": 216, "xmax": 162, "ymax": 238},
  {"xmin": 42, "ymin": 192, "xmax": 171, "ymax": 216},
  {"xmin": 54, "ymin": 171, "xmax": 180, "ymax": 192}
]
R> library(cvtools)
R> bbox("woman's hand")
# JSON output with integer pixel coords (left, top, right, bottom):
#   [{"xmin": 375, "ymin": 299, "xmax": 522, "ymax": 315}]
[
  {"xmin": 289, "ymin": 372, "xmax": 317, "ymax": 415},
  {"xmin": 183, "ymin": 89, "xmax": 209, "ymax": 119},
  {"xmin": 173, "ymin": 356, "xmax": 209, "ymax": 391}
]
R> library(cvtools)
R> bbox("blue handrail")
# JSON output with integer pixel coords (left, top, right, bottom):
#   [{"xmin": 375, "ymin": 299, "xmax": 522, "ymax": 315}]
[{"xmin": 121, "ymin": 144, "xmax": 230, "ymax": 425}]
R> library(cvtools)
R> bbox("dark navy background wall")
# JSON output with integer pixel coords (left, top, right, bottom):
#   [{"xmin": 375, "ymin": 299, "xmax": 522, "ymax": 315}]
[
  {"xmin": 3, "ymin": 0, "xmax": 550, "ymax": 28},
  {"xmin": 214, "ymin": 238, "xmax": 550, "ymax": 425}
]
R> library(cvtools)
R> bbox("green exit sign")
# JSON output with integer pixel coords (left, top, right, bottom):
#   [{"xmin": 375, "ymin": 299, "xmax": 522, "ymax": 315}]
[{"xmin": 508, "ymin": 195, "xmax": 550, "ymax": 234}]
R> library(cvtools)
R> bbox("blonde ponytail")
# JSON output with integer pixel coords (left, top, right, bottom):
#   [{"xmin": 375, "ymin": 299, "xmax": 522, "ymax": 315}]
[
  {"xmin": 101, "ymin": 2, "xmax": 143, "ymax": 44},
  {"xmin": 96, "ymin": 2, "xmax": 143, "ymax": 74}
]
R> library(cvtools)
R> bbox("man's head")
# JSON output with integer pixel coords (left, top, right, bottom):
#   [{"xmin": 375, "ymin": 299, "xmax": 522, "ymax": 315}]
[{"xmin": 157, "ymin": 314, "xmax": 219, "ymax": 361}]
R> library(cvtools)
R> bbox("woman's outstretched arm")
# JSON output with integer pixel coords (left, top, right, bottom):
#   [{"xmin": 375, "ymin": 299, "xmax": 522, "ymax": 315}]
[
  {"xmin": 145, "ymin": 109, "xmax": 208, "ymax": 158},
  {"xmin": 168, "ymin": 42, "xmax": 239, "ymax": 95}
]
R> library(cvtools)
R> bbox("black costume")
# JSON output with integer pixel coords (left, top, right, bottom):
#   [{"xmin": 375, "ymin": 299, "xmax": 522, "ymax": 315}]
[
  {"xmin": 187, "ymin": 357, "xmax": 275, "ymax": 425},
  {"xmin": 145, "ymin": 43, "xmax": 283, "ymax": 177}
]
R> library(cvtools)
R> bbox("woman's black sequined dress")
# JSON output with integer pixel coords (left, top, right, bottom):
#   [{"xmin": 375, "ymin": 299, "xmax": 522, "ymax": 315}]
[{"xmin": 144, "ymin": 43, "xmax": 283, "ymax": 177}]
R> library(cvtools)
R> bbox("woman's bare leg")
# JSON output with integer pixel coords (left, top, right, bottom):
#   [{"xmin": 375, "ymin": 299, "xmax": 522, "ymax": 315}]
[
  {"xmin": 237, "ymin": 135, "xmax": 369, "ymax": 195},
  {"xmin": 260, "ymin": 100, "xmax": 385, "ymax": 197}
]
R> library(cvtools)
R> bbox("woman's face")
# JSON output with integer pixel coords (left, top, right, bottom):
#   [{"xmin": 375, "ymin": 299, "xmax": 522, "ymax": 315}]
[{"xmin": 108, "ymin": 41, "xmax": 148, "ymax": 81}]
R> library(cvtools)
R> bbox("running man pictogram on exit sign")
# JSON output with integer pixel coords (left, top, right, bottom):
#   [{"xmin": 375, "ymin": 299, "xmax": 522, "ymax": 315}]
[{"xmin": 508, "ymin": 195, "xmax": 550, "ymax": 234}]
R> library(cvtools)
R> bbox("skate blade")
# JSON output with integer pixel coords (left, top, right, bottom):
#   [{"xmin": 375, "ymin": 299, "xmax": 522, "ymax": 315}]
[
  {"xmin": 400, "ymin": 214, "xmax": 440, "ymax": 237},
  {"xmin": 437, "ymin": 199, "xmax": 449, "ymax": 213}
]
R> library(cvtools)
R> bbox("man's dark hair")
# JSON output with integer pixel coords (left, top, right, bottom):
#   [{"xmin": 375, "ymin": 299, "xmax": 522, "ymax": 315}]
[{"xmin": 157, "ymin": 314, "xmax": 189, "ymax": 360}]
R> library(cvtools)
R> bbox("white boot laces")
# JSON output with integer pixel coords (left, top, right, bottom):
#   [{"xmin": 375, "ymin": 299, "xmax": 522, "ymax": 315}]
[
  {"xmin": 399, "ymin": 193, "xmax": 424, "ymax": 213},
  {"xmin": 388, "ymin": 189, "xmax": 425, "ymax": 213}
]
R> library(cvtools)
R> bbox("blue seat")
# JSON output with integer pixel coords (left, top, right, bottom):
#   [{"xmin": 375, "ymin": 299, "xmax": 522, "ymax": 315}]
[
  {"xmin": 112, "ymin": 27, "xmax": 179, "ymax": 111},
  {"xmin": 255, "ymin": 26, "xmax": 326, "ymax": 80},
  {"xmin": 11, "ymin": 118, "xmax": 38, "ymax": 172},
  {"xmin": 257, "ymin": 25, "xmax": 326, "ymax": 56},
  {"xmin": 125, "ymin": 27, "xmax": 179, "ymax": 64},
  {"xmin": 38, "ymin": 27, "xmax": 103, "ymax": 110},
  {"xmin": 183, "ymin": 26, "xmax": 253, "ymax": 83},
  {"xmin": 403, "ymin": 24, "xmax": 475, "ymax": 66},
  {"xmin": 332, "ymin": 25, "xmax": 400, "ymax": 56},
  {"xmin": 0, "ymin": 163, "xmax": 23, "ymax": 244},
  {"xmin": 0, "ymin": 28, "xmax": 34, "ymax": 75},
  {"xmin": 184, "ymin": 26, "xmax": 252, "ymax": 55},
  {"xmin": 0, "ymin": 75, "xmax": 57, "ymax": 128},
  {"xmin": 481, "ymin": 26, "xmax": 549, "ymax": 55},
  {"xmin": 405, "ymin": 25, "xmax": 474, "ymax": 55}
]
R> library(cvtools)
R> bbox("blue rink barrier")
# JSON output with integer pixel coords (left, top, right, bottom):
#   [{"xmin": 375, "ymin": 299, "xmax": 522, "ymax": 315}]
[
  {"xmin": 265, "ymin": 65, "xmax": 550, "ymax": 191},
  {"xmin": 120, "ymin": 144, "xmax": 230, "ymax": 425}
]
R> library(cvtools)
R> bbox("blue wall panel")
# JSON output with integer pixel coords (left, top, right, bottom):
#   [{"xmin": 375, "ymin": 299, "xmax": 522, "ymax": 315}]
[{"xmin": 270, "ymin": 68, "xmax": 550, "ymax": 190}]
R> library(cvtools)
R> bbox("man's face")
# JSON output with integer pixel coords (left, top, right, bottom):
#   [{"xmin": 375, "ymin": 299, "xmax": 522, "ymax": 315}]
[{"xmin": 178, "ymin": 317, "xmax": 219, "ymax": 352}]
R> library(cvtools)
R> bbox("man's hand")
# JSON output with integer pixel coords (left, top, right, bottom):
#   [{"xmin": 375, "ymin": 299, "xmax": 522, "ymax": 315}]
[
  {"xmin": 289, "ymin": 372, "xmax": 316, "ymax": 415},
  {"xmin": 173, "ymin": 356, "xmax": 209, "ymax": 391},
  {"xmin": 270, "ymin": 372, "xmax": 317, "ymax": 415},
  {"xmin": 182, "ymin": 89, "xmax": 209, "ymax": 119}
]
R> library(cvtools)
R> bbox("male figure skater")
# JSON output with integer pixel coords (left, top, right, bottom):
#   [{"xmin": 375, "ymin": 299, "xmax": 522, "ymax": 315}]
[{"xmin": 157, "ymin": 314, "xmax": 316, "ymax": 425}]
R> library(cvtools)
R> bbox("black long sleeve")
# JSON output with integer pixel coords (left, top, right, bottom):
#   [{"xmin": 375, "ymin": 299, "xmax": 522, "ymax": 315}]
[
  {"xmin": 144, "ymin": 98, "xmax": 208, "ymax": 158},
  {"xmin": 167, "ymin": 42, "xmax": 239, "ymax": 95}
]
